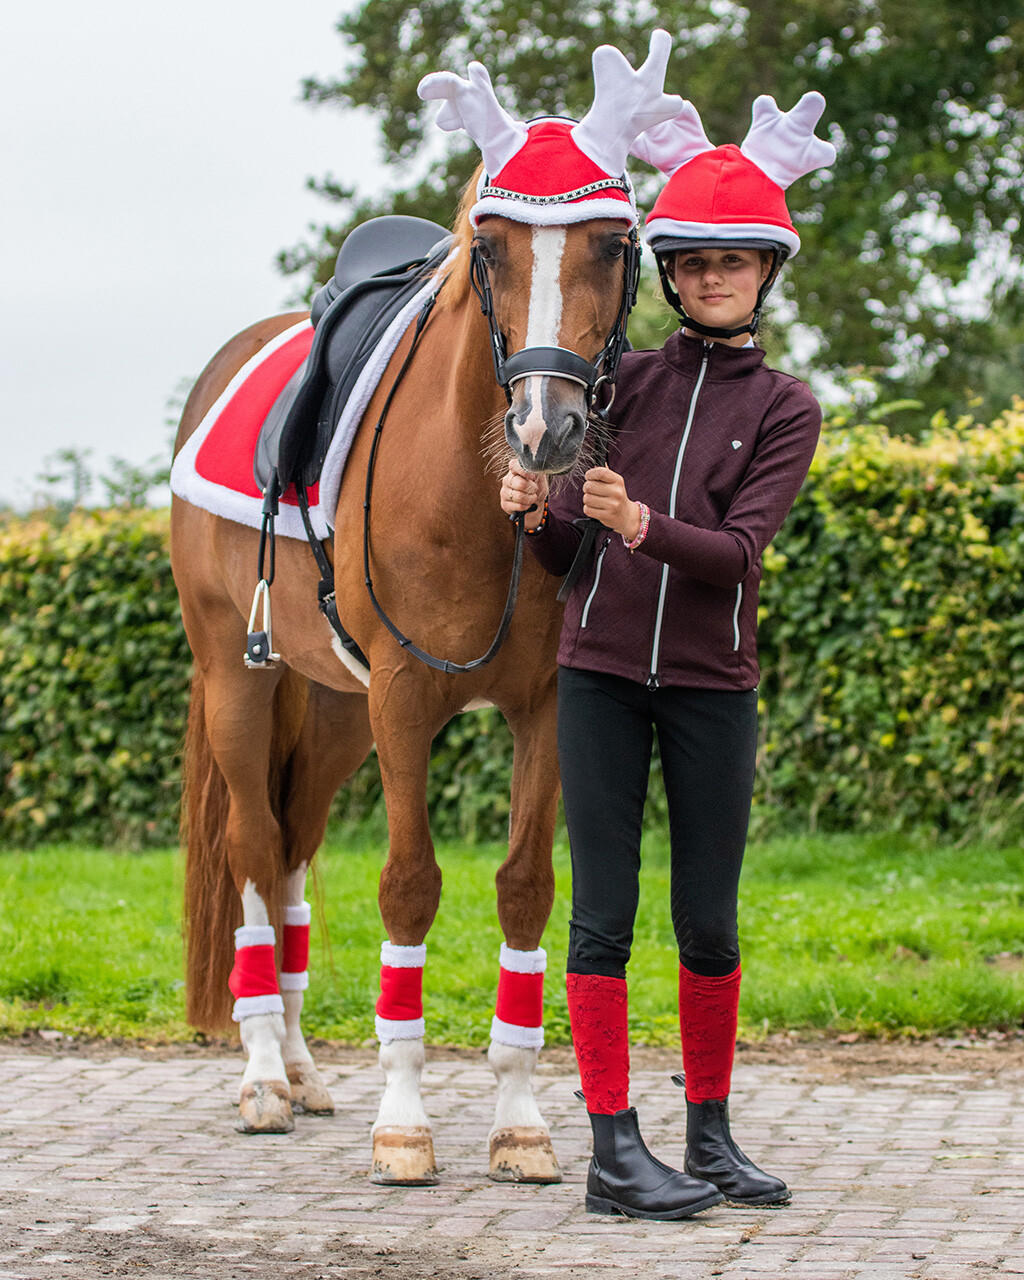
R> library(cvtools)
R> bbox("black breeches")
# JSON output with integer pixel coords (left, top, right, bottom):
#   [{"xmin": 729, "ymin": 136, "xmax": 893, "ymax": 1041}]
[{"xmin": 557, "ymin": 666, "xmax": 758, "ymax": 980}]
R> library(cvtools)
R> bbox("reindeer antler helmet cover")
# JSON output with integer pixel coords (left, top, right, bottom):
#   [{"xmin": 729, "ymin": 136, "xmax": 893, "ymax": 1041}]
[
  {"xmin": 417, "ymin": 30, "xmax": 684, "ymax": 228},
  {"xmin": 632, "ymin": 93, "xmax": 837, "ymax": 338}
]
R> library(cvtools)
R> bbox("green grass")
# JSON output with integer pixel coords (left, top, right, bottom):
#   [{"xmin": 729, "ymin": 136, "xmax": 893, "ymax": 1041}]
[{"xmin": 0, "ymin": 834, "xmax": 1021, "ymax": 1044}]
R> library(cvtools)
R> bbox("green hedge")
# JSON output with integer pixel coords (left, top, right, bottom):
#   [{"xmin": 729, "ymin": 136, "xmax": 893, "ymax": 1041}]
[
  {"xmin": 757, "ymin": 406, "xmax": 1024, "ymax": 841},
  {"xmin": 0, "ymin": 510, "xmax": 192, "ymax": 846},
  {"xmin": 2, "ymin": 407, "xmax": 1022, "ymax": 847}
]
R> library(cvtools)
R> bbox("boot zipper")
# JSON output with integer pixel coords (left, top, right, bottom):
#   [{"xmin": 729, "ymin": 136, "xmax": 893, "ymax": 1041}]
[{"xmin": 646, "ymin": 343, "xmax": 711, "ymax": 689}]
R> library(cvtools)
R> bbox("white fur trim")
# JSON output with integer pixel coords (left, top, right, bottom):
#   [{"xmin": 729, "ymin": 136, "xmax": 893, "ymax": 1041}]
[
  {"xmin": 169, "ymin": 320, "xmax": 331, "ymax": 539},
  {"xmin": 376, "ymin": 1015, "xmax": 426, "ymax": 1042},
  {"xmin": 283, "ymin": 903, "xmax": 311, "ymax": 927},
  {"xmin": 232, "ymin": 994, "xmax": 285, "ymax": 1021},
  {"xmin": 234, "ymin": 924, "xmax": 275, "ymax": 949},
  {"xmin": 490, "ymin": 1015, "xmax": 544, "ymax": 1049},
  {"xmin": 644, "ymin": 217, "xmax": 800, "ymax": 256},
  {"xmin": 499, "ymin": 943, "xmax": 547, "ymax": 974},
  {"xmin": 380, "ymin": 941, "xmax": 427, "ymax": 968},
  {"xmin": 278, "ymin": 970, "xmax": 309, "ymax": 992},
  {"xmin": 470, "ymin": 195, "xmax": 637, "ymax": 228},
  {"xmin": 171, "ymin": 250, "xmax": 458, "ymax": 542}
]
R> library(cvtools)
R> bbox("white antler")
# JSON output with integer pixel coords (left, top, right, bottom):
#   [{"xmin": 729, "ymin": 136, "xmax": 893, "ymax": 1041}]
[
  {"xmin": 417, "ymin": 61, "xmax": 529, "ymax": 176},
  {"xmin": 630, "ymin": 101, "xmax": 715, "ymax": 175},
  {"xmin": 740, "ymin": 91, "xmax": 836, "ymax": 188},
  {"xmin": 572, "ymin": 29, "xmax": 684, "ymax": 176}
]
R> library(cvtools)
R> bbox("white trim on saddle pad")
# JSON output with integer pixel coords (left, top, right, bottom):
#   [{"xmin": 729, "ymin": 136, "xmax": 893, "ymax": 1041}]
[{"xmin": 170, "ymin": 251, "xmax": 457, "ymax": 541}]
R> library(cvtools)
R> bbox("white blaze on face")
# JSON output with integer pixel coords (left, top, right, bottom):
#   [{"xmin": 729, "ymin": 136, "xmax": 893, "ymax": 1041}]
[{"xmin": 517, "ymin": 226, "xmax": 567, "ymax": 451}]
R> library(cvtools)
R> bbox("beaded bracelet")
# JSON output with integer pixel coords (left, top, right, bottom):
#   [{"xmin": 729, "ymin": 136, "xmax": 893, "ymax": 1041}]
[
  {"xmin": 622, "ymin": 502, "xmax": 650, "ymax": 551},
  {"xmin": 524, "ymin": 497, "xmax": 550, "ymax": 536}
]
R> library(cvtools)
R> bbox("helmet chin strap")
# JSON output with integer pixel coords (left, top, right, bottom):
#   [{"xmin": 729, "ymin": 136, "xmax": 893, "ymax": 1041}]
[{"xmin": 655, "ymin": 247, "xmax": 783, "ymax": 340}]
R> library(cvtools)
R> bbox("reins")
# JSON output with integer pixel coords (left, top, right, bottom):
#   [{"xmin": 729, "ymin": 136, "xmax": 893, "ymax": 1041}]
[
  {"xmin": 253, "ymin": 226, "xmax": 639, "ymax": 676},
  {"xmin": 292, "ymin": 281, "xmax": 528, "ymax": 676}
]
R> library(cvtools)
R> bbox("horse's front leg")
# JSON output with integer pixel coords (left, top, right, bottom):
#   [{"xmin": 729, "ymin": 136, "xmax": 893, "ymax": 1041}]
[
  {"xmin": 489, "ymin": 686, "xmax": 561, "ymax": 1183},
  {"xmin": 368, "ymin": 669, "xmax": 444, "ymax": 1185}
]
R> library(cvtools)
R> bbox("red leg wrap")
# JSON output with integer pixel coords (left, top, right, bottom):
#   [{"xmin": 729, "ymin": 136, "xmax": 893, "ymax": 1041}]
[
  {"xmin": 282, "ymin": 924, "xmax": 310, "ymax": 975},
  {"xmin": 495, "ymin": 968, "xmax": 544, "ymax": 1029},
  {"xmin": 376, "ymin": 965, "xmax": 424, "ymax": 1022},
  {"xmin": 565, "ymin": 972, "xmax": 629, "ymax": 1115},
  {"xmin": 229, "ymin": 945, "xmax": 279, "ymax": 999},
  {"xmin": 678, "ymin": 963, "xmax": 741, "ymax": 1102}
]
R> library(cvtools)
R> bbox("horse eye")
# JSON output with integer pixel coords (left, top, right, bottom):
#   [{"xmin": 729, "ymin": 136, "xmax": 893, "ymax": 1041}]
[
  {"xmin": 603, "ymin": 239, "xmax": 627, "ymax": 261},
  {"xmin": 473, "ymin": 239, "xmax": 496, "ymax": 266}
]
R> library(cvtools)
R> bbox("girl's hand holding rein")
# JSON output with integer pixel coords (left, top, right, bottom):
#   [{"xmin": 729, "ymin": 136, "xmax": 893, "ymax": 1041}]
[
  {"xmin": 500, "ymin": 461, "xmax": 549, "ymax": 531},
  {"xmin": 582, "ymin": 467, "xmax": 642, "ymax": 542}
]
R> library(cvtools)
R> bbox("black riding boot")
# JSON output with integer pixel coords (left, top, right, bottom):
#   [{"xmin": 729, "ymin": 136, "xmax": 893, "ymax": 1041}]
[
  {"xmin": 586, "ymin": 1108, "xmax": 723, "ymax": 1220},
  {"xmin": 684, "ymin": 1097, "xmax": 790, "ymax": 1206}
]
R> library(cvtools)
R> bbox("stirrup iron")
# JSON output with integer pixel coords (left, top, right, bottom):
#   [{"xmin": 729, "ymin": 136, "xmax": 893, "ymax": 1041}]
[{"xmin": 244, "ymin": 579, "xmax": 280, "ymax": 669}]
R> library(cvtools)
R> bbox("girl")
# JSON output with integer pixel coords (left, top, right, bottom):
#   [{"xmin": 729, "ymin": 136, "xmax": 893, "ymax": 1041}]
[{"xmin": 500, "ymin": 92, "xmax": 835, "ymax": 1220}]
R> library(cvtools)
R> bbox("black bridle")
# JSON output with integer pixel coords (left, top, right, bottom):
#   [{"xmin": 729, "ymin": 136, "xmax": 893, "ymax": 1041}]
[
  {"xmin": 470, "ymin": 226, "xmax": 640, "ymax": 412},
  {"xmin": 291, "ymin": 223, "xmax": 641, "ymax": 676}
]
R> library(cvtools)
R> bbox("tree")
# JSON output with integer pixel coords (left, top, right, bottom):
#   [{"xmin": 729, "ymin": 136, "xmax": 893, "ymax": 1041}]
[{"xmin": 284, "ymin": 1, "xmax": 1024, "ymax": 425}]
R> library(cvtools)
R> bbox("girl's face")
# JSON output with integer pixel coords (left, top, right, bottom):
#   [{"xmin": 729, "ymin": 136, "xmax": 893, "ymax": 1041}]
[{"xmin": 670, "ymin": 248, "xmax": 771, "ymax": 344}]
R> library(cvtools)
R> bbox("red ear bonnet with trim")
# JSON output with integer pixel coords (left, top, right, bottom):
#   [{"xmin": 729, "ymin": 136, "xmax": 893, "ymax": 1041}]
[{"xmin": 417, "ymin": 30, "xmax": 686, "ymax": 228}]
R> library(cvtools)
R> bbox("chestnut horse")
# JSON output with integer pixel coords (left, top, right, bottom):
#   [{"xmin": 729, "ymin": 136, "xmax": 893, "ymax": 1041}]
[{"xmin": 169, "ymin": 173, "xmax": 639, "ymax": 1183}]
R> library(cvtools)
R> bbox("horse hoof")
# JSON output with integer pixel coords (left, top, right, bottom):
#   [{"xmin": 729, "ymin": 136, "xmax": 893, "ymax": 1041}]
[
  {"xmin": 489, "ymin": 1127, "xmax": 561, "ymax": 1183},
  {"xmin": 238, "ymin": 1080, "xmax": 294, "ymax": 1133},
  {"xmin": 286, "ymin": 1063, "xmax": 335, "ymax": 1115},
  {"xmin": 371, "ymin": 1126, "xmax": 439, "ymax": 1185}
]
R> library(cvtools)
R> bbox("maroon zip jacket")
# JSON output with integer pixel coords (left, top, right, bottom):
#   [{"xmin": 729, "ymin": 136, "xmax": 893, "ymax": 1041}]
[{"xmin": 528, "ymin": 329, "xmax": 822, "ymax": 690}]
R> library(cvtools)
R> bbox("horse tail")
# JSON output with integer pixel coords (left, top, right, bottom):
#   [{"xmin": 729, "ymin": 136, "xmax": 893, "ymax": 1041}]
[
  {"xmin": 181, "ymin": 666, "xmax": 310, "ymax": 1032},
  {"xmin": 181, "ymin": 670, "xmax": 239, "ymax": 1032}
]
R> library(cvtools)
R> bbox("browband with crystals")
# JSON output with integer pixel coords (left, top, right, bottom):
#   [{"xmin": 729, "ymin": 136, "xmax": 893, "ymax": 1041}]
[{"xmin": 479, "ymin": 177, "xmax": 632, "ymax": 204}]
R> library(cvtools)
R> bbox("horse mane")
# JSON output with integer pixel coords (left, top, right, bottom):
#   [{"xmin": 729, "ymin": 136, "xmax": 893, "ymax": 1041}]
[{"xmin": 434, "ymin": 163, "xmax": 484, "ymax": 313}]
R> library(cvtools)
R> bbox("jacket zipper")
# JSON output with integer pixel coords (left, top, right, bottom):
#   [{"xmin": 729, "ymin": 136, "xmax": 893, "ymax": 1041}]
[
  {"xmin": 646, "ymin": 343, "xmax": 712, "ymax": 690},
  {"xmin": 732, "ymin": 583, "xmax": 743, "ymax": 652},
  {"xmin": 580, "ymin": 536, "xmax": 611, "ymax": 628}
]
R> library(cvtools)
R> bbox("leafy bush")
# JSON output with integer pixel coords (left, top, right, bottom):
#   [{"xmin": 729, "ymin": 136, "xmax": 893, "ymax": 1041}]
[
  {"xmin": 2, "ymin": 406, "xmax": 1022, "ymax": 847},
  {"xmin": 0, "ymin": 509, "xmax": 192, "ymax": 846},
  {"xmin": 757, "ymin": 404, "xmax": 1024, "ymax": 841}
]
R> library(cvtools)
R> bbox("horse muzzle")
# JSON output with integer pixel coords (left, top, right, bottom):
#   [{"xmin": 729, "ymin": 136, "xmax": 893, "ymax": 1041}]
[{"xmin": 504, "ymin": 373, "xmax": 588, "ymax": 474}]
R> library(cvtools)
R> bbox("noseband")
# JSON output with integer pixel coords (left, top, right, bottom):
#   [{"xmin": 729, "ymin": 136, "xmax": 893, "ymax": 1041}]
[
  {"xmin": 469, "ymin": 227, "xmax": 640, "ymax": 412},
  {"xmin": 286, "ymin": 225, "xmax": 641, "ymax": 677}
]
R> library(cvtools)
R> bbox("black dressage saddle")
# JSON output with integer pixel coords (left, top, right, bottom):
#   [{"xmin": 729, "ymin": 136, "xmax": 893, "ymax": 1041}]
[{"xmin": 253, "ymin": 215, "xmax": 452, "ymax": 494}]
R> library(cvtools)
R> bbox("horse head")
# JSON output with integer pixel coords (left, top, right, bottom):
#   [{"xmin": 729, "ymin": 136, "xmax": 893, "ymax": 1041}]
[
  {"xmin": 419, "ymin": 30, "xmax": 683, "ymax": 475},
  {"xmin": 472, "ymin": 213, "xmax": 638, "ymax": 473}
]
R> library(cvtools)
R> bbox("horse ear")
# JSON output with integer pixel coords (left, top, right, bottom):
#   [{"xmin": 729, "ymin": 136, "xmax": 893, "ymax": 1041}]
[
  {"xmin": 572, "ymin": 29, "xmax": 685, "ymax": 177},
  {"xmin": 418, "ymin": 61, "xmax": 529, "ymax": 177},
  {"xmin": 740, "ymin": 91, "xmax": 837, "ymax": 188},
  {"xmin": 629, "ymin": 101, "xmax": 715, "ymax": 175}
]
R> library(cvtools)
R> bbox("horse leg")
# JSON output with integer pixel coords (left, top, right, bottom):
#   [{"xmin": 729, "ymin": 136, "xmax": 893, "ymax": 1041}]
[
  {"xmin": 367, "ymin": 672, "xmax": 444, "ymax": 1185},
  {"xmin": 488, "ymin": 688, "xmax": 562, "ymax": 1183},
  {"xmin": 196, "ymin": 663, "xmax": 301, "ymax": 1135},
  {"xmin": 278, "ymin": 684, "xmax": 375, "ymax": 1114}
]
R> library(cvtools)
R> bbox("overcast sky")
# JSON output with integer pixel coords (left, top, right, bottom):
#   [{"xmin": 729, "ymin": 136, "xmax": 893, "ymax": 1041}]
[{"xmin": 1, "ymin": 1, "xmax": 392, "ymax": 508}]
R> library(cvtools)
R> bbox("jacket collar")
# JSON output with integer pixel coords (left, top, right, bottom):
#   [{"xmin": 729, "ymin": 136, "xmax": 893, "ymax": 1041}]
[{"xmin": 661, "ymin": 329, "xmax": 766, "ymax": 380}]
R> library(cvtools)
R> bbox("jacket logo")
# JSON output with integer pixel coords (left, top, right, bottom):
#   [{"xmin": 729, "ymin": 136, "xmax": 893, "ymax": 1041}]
[{"xmin": 731, "ymin": 440, "xmax": 743, "ymax": 450}]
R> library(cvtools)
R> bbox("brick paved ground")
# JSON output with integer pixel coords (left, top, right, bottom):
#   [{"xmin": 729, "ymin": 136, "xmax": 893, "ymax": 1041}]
[{"xmin": 0, "ymin": 1041, "xmax": 1022, "ymax": 1279}]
